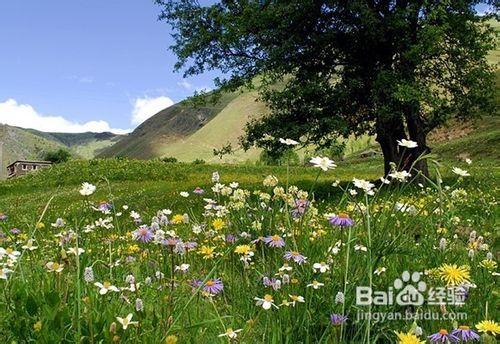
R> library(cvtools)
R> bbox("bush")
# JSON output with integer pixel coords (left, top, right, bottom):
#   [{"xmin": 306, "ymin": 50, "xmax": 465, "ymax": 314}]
[
  {"xmin": 192, "ymin": 159, "xmax": 206, "ymax": 164},
  {"xmin": 43, "ymin": 149, "xmax": 71, "ymax": 164},
  {"xmin": 161, "ymin": 156, "xmax": 178, "ymax": 163}
]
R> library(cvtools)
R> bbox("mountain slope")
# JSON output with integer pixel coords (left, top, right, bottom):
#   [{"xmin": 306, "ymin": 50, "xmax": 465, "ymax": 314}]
[{"xmin": 99, "ymin": 19, "xmax": 500, "ymax": 162}]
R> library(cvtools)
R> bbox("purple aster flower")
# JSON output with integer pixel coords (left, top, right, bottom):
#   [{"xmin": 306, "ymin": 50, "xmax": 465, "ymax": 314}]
[
  {"xmin": 132, "ymin": 225, "xmax": 153, "ymax": 243},
  {"xmin": 291, "ymin": 199, "xmax": 310, "ymax": 218},
  {"xmin": 193, "ymin": 187, "xmax": 204, "ymax": 195},
  {"xmin": 263, "ymin": 235, "xmax": 286, "ymax": 248},
  {"xmin": 263, "ymin": 277, "xmax": 282, "ymax": 290},
  {"xmin": 251, "ymin": 236, "xmax": 265, "ymax": 244},
  {"xmin": 428, "ymin": 329, "xmax": 459, "ymax": 343},
  {"xmin": 330, "ymin": 313, "xmax": 348, "ymax": 326},
  {"xmin": 162, "ymin": 237, "xmax": 180, "ymax": 247},
  {"xmin": 225, "ymin": 234, "xmax": 237, "ymax": 244},
  {"xmin": 451, "ymin": 326, "xmax": 480, "ymax": 342},
  {"xmin": 329, "ymin": 213, "xmax": 355, "ymax": 227},
  {"xmin": 203, "ymin": 278, "xmax": 224, "ymax": 295},
  {"xmin": 184, "ymin": 241, "xmax": 198, "ymax": 251},
  {"xmin": 10, "ymin": 228, "xmax": 21, "ymax": 235},
  {"xmin": 283, "ymin": 251, "xmax": 307, "ymax": 264},
  {"xmin": 0, "ymin": 213, "xmax": 7, "ymax": 221},
  {"xmin": 97, "ymin": 201, "xmax": 112, "ymax": 212}
]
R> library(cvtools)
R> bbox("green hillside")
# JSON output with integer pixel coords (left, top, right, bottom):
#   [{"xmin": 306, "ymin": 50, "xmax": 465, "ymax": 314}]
[
  {"xmin": 99, "ymin": 20, "xmax": 499, "ymax": 163},
  {"xmin": 0, "ymin": 125, "xmax": 122, "ymax": 179}
]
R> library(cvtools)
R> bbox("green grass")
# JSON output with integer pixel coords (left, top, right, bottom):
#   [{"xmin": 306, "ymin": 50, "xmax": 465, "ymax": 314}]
[{"xmin": 0, "ymin": 155, "xmax": 498, "ymax": 343}]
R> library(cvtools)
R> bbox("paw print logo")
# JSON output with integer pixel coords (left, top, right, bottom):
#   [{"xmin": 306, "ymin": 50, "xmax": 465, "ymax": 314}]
[{"xmin": 394, "ymin": 271, "xmax": 426, "ymax": 306}]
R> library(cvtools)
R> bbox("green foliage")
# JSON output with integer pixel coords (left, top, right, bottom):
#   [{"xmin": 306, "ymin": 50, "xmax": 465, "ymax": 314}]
[
  {"xmin": 161, "ymin": 156, "xmax": 178, "ymax": 163},
  {"xmin": 43, "ymin": 148, "xmax": 72, "ymax": 164},
  {"xmin": 158, "ymin": 0, "xmax": 498, "ymax": 174}
]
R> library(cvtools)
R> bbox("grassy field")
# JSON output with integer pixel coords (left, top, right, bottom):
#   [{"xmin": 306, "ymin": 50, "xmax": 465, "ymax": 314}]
[{"xmin": 0, "ymin": 145, "xmax": 498, "ymax": 342}]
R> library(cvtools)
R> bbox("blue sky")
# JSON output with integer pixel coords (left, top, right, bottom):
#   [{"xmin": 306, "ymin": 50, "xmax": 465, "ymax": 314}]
[
  {"xmin": 0, "ymin": 1, "xmax": 493, "ymax": 134},
  {"xmin": 0, "ymin": 0, "xmax": 218, "ymax": 133}
]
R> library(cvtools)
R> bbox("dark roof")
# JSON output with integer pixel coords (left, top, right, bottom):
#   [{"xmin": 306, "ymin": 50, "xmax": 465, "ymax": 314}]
[{"xmin": 7, "ymin": 160, "xmax": 53, "ymax": 168}]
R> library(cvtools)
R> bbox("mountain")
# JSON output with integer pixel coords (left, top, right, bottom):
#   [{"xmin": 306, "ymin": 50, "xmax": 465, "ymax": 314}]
[{"xmin": 0, "ymin": 124, "xmax": 121, "ymax": 178}]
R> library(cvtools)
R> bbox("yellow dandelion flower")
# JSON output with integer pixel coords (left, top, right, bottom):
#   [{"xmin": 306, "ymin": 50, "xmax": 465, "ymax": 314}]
[
  {"xmin": 171, "ymin": 214, "xmax": 184, "ymax": 224},
  {"xmin": 33, "ymin": 320, "xmax": 42, "ymax": 332},
  {"xmin": 395, "ymin": 331, "xmax": 424, "ymax": 344},
  {"xmin": 36, "ymin": 222, "xmax": 45, "ymax": 229},
  {"xmin": 476, "ymin": 320, "xmax": 500, "ymax": 336},
  {"xmin": 438, "ymin": 264, "xmax": 470, "ymax": 286},
  {"xmin": 212, "ymin": 218, "xmax": 225, "ymax": 231},
  {"xmin": 199, "ymin": 245, "xmax": 215, "ymax": 259},
  {"xmin": 234, "ymin": 245, "xmax": 253, "ymax": 255},
  {"xmin": 479, "ymin": 259, "xmax": 497, "ymax": 270},
  {"xmin": 165, "ymin": 335, "xmax": 178, "ymax": 344}
]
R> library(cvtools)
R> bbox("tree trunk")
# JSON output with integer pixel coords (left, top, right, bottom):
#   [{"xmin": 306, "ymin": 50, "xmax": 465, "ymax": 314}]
[
  {"xmin": 375, "ymin": 116, "xmax": 406, "ymax": 176},
  {"xmin": 405, "ymin": 110, "xmax": 430, "ymax": 178}
]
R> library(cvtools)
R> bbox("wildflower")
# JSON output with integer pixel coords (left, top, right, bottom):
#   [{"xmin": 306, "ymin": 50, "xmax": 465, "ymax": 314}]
[
  {"xmin": 179, "ymin": 191, "xmax": 189, "ymax": 197},
  {"xmin": 263, "ymin": 235, "xmax": 285, "ymax": 248},
  {"xmin": 135, "ymin": 298, "xmax": 144, "ymax": 312},
  {"xmin": 79, "ymin": 182, "xmax": 96, "ymax": 196},
  {"xmin": 479, "ymin": 259, "xmax": 497, "ymax": 270},
  {"xmin": 132, "ymin": 226, "xmax": 153, "ymax": 243},
  {"xmin": 389, "ymin": 170, "xmax": 411, "ymax": 182},
  {"xmin": 203, "ymin": 278, "xmax": 224, "ymax": 295},
  {"xmin": 374, "ymin": 267, "xmax": 387, "ymax": 276},
  {"xmin": 279, "ymin": 138, "xmax": 299, "ymax": 146},
  {"xmin": 476, "ymin": 320, "xmax": 500, "ymax": 336},
  {"xmin": 0, "ymin": 213, "xmax": 7, "ymax": 221},
  {"xmin": 22, "ymin": 239, "xmax": 38, "ymax": 251},
  {"xmin": 263, "ymin": 277, "xmax": 282, "ymax": 290},
  {"xmin": 465, "ymin": 158, "xmax": 472, "ymax": 165},
  {"xmin": 0, "ymin": 267, "xmax": 13, "ymax": 280},
  {"xmin": 353, "ymin": 178, "xmax": 375, "ymax": 195},
  {"xmin": 330, "ymin": 314, "xmax": 348, "ymax": 326},
  {"xmin": 174, "ymin": 263, "xmax": 190, "ymax": 273},
  {"xmin": 199, "ymin": 246, "xmax": 215, "ymax": 259},
  {"xmin": 397, "ymin": 139, "xmax": 418, "ymax": 148},
  {"xmin": 67, "ymin": 247, "xmax": 85, "ymax": 256},
  {"xmin": 452, "ymin": 167, "xmax": 470, "ymax": 177},
  {"xmin": 312, "ymin": 262, "xmax": 330, "ymax": 273},
  {"xmin": 395, "ymin": 331, "xmax": 424, "ymax": 344},
  {"xmin": 354, "ymin": 244, "xmax": 367, "ymax": 252},
  {"xmin": 234, "ymin": 245, "xmax": 253, "ymax": 255},
  {"xmin": 212, "ymin": 218, "xmax": 225, "ymax": 231},
  {"xmin": 306, "ymin": 280, "xmax": 324, "ymax": 289},
  {"xmin": 328, "ymin": 213, "xmax": 354, "ymax": 227},
  {"xmin": 309, "ymin": 156, "xmax": 336, "ymax": 171},
  {"xmin": 278, "ymin": 263, "xmax": 293, "ymax": 272},
  {"xmin": 211, "ymin": 171, "xmax": 220, "ymax": 183},
  {"xmin": 451, "ymin": 326, "xmax": 480, "ymax": 342},
  {"xmin": 263, "ymin": 175, "xmax": 279, "ymax": 187},
  {"xmin": 116, "ymin": 313, "xmax": 138, "ymax": 330},
  {"xmin": 46, "ymin": 262, "xmax": 64, "ymax": 273},
  {"xmin": 439, "ymin": 238, "xmax": 446, "ymax": 251},
  {"xmin": 193, "ymin": 187, "xmax": 204, "ymax": 194},
  {"xmin": 254, "ymin": 294, "xmax": 278, "ymax": 310},
  {"xmin": 438, "ymin": 264, "xmax": 470, "ymax": 286},
  {"xmin": 380, "ymin": 177, "xmax": 390, "ymax": 184},
  {"xmin": 283, "ymin": 251, "xmax": 307, "ymax": 264},
  {"xmin": 427, "ymin": 329, "xmax": 459, "ymax": 343},
  {"xmin": 165, "ymin": 335, "xmax": 178, "ymax": 344},
  {"xmin": 291, "ymin": 199, "xmax": 310, "ymax": 218},
  {"xmin": 94, "ymin": 281, "xmax": 120, "ymax": 295},
  {"xmin": 218, "ymin": 328, "xmax": 242, "ymax": 339}
]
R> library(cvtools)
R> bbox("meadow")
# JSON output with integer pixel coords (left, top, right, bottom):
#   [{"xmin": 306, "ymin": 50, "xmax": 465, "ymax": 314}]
[{"xmin": 0, "ymin": 150, "xmax": 498, "ymax": 343}]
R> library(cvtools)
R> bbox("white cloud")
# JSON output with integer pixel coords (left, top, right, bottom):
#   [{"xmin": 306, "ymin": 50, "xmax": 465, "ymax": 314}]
[
  {"xmin": 0, "ymin": 98, "xmax": 130, "ymax": 134},
  {"xmin": 131, "ymin": 96, "xmax": 174, "ymax": 125},
  {"xmin": 177, "ymin": 80, "xmax": 193, "ymax": 90}
]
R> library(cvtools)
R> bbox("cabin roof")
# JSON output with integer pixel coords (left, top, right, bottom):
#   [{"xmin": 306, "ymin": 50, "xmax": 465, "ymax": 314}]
[{"xmin": 7, "ymin": 160, "xmax": 53, "ymax": 168}]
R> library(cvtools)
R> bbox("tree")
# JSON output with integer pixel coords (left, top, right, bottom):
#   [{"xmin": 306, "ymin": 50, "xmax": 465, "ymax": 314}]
[
  {"xmin": 157, "ymin": 0, "xmax": 497, "ymax": 176},
  {"xmin": 44, "ymin": 148, "xmax": 71, "ymax": 164}
]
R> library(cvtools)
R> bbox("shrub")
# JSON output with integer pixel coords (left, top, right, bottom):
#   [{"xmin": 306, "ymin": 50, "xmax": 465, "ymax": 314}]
[{"xmin": 43, "ymin": 148, "xmax": 71, "ymax": 164}]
